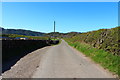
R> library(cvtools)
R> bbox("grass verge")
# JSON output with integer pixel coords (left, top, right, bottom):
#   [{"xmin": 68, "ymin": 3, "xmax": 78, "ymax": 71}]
[{"xmin": 64, "ymin": 39, "xmax": 120, "ymax": 78}]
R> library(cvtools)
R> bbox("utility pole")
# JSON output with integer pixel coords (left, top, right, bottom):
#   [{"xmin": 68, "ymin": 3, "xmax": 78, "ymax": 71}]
[
  {"xmin": 54, "ymin": 21, "xmax": 55, "ymax": 33},
  {"xmin": 54, "ymin": 21, "xmax": 55, "ymax": 40}
]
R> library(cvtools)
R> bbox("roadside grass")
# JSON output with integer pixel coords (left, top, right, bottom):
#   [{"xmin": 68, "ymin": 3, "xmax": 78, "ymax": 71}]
[
  {"xmin": 51, "ymin": 38, "xmax": 59, "ymax": 41},
  {"xmin": 65, "ymin": 39, "xmax": 120, "ymax": 78},
  {"xmin": 57, "ymin": 39, "xmax": 62, "ymax": 44}
]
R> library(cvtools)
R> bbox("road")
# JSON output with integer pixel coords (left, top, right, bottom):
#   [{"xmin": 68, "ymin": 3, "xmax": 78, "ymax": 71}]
[{"xmin": 32, "ymin": 40, "xmax": 114, "ymax": 78}]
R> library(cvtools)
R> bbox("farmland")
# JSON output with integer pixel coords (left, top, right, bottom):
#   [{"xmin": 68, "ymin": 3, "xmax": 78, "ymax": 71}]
[{"xmin": 1, "ymin": 34, "xmax": 49, "ymax": 40}]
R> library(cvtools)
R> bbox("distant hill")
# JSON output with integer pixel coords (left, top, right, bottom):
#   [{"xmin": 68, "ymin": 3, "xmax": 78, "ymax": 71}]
[
  {"xmin": 1, "ymin": 27, "xmax": 45, "ymax": 36},
  {"xmin": 46, "ymin": 32, "xmax": 80, "ymax": 38},
  {"xmin": 0, "ymin": 27, "xmax": 80, "ymax": 37}
]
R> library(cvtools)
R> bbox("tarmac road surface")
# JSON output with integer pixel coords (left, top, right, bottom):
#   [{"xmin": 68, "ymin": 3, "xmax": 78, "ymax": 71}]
[{"xmin": 32, "ymin": 40, "xmax": 114, "ymax": 78}]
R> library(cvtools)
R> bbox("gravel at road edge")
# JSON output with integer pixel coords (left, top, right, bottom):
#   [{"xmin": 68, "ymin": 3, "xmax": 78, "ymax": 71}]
[{"xmin": 2, "ymin": 46, "xmax": 50, "ymax": 78}]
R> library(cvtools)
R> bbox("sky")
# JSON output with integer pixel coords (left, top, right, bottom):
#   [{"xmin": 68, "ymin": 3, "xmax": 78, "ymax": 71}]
[
  {"xmin": 1, "ymin": 2, "xmax": 118, "ymax": 33},
  {"xmin": 1, "ymin": 0, "xmax": 120, "ymax": 2}
]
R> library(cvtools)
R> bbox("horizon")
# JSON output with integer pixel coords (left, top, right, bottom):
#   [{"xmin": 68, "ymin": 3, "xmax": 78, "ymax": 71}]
[
  {"xmin": 1, "ymin": 26, "xmax": 119, "ymax": 34},
  {"xmin": 1, "ymin": 2, "xmax": 118, "ymax": 33}
]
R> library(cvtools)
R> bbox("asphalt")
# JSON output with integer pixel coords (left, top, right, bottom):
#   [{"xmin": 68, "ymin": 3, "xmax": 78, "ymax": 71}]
[{"xmin": 32, "ymin": 40, "xmax": 114, "ymax": 78}]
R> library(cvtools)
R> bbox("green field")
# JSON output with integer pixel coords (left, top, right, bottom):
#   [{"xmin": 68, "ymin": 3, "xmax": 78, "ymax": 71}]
[{"xmin": 2, "ymin": 34, "xmax": 49, "ymax": 40}]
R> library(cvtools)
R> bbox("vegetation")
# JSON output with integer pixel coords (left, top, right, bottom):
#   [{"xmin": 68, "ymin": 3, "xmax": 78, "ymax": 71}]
[
  {"xmin": 2, "ymin": 34, "xmax": 49, "ymax": 40},
  {"xmin": 1, "ymin": 27, "xmax": 45, "ymax": 36},
  {"xmin": 1, "ymin": 27, "xmax": 79, "ymax": 39},
  {"xmin": 64, "ymin": 26, "xmax": 120, "ymax": 78},
  {"xmin": 65, "ymin": 39, "xmax": 120, "ymax": 77},
  {"xmin": 46, "ymin": 32, "xmax": 80, "ymax": 38},
  {"xmin": 65, "ymin": 26, "xmax": 120, "ymax": 55},
  {"xmin": 51, "ymin": 38, "xmax": 59, "ymax": 40}
]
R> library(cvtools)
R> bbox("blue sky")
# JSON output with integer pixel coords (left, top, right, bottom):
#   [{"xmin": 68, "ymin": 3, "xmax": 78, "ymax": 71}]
[
  {"xmin": 2, "ymin": 0, "xmax": 120, "ymax": 2},
  {"xmin": 1, "ymin": 2, "xmax": 118, "ymax": 33}
]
